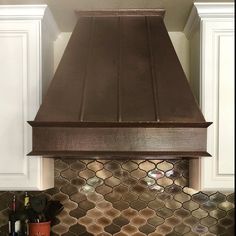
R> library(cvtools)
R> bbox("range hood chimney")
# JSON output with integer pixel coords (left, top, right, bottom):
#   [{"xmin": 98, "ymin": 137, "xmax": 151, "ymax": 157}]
[{"xmin": 29, "ymin": 9, "xmax": 211, "ymax": 159}]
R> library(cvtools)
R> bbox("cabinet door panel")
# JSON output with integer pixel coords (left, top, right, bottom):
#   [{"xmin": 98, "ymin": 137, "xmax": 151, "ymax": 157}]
[
  {"xmin": 0, "ymin": 21, "xmax": 53, "ymax": 190},
  {"xmin": 0, "ymin": 34, "xmax": 26, "ymax": 174}
]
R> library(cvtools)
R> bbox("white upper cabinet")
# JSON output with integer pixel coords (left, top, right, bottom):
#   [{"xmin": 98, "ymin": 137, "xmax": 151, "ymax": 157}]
[
  {"xmin": 185, "ymin": 2, "xmax": 234, "ymax": 191},
  {"xmin": 0, "ymin": 5, "xmax": 59, "ymax": 190}
]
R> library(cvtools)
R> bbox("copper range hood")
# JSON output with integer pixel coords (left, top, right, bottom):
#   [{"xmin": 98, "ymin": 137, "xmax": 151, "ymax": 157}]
[{"xmin": 28, "ymin": 9, "xmax": 211, "ymax": 159}]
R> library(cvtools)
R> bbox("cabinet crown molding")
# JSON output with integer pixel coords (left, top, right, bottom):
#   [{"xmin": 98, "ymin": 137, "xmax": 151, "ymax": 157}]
[
  {"xmin": 0, "ymin": 5, "xmax": 59, "ymax": 39},
  {"xmin": 184, "ymin": 2, "xmax": 234, "ymax": 39}
]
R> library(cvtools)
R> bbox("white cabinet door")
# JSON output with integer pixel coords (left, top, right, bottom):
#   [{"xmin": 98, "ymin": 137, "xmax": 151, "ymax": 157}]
[
  {"xmin": 0, "ymin": 6, "xmax": 58, "ymax": 190},
  {"xmin": 185, "ymin": 3, "xmax": 234, "ymax": 191},
  {"xmin": 199, "ymin": 19, "xmax": 234, "ymax": 191}
]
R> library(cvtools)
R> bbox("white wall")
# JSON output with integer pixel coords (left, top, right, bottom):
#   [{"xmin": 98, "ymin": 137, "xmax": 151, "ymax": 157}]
[{"xmin": 54, "ymin": 32, "xmax": 190, "ymax": 79}]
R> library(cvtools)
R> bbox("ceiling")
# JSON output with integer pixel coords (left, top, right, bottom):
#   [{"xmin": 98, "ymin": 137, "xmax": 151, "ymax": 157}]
[{"xmin": 0, "ymin": 0, "xmax": 233, "ymax": 32}]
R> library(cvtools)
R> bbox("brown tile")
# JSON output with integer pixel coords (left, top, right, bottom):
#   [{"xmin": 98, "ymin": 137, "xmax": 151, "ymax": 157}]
[
  {"xmin": 113, "ymin": 201, "xmax": 129, "ymax": 211},
  {"xmin": 63, "ymin": 200, "xmax": 78, "ymax": 211},
  {"xmin": 165, "ymin": 185, "xmax": 182, "ymax": 195},
  {"xmin": 114, "ymin": 185, "xmax": 129, "ymax": 194},
  {"xmin": 130, "ymin": 200, "xmax": 147, "ymax": 211},
  {"xmin": 174, "ymin": 208, "xmax": 190, "ymax": 218},
  {"xmin": 139, "ymin": 161, "xmax": 155, "ymax": 172},
  {"xmin": 130, "ymin": 216, "xmax": 146, "ymax": 226},
  {"xmin": 132, "ymin": 232, "xmax": 146, "ymax": 236},
  {"xmin": 209, "ymin": 192, "xmax": 227, "ymax": 204},
  {"xmin": 174, "ymin": 223, "xmax": 191, "ymax": 234},
  {"xmin": 96, "ymin": 185, "xmax": 112, "ymax": 195},
  {"xmin": 105, "ymin": 176, "xmax": 121, "ymax": 187},
  {"xmin": 184, "ymin": 216, "xmax": 199, "ymax": 227},
  {"xmin": 201, "ymin": 201, "xmax": 217, "ymax": 212},
  {"xmin": 157, "ymin": 161, "xmax": 173, "ymax": 172},
  {"xmin": 79, "ymin": 169, "xmax": 95, "ymax": 179},
  {"xmin": 104, "ymin": 223, "xmax": 121, "ymax": 234},
  {"xmin": 69, "ymin": 207, "xmax": 86, "ymax": 219},
  {"xmin": 192, "ymin": 192, "xmax": 208, "ymax": 204},
  {"xmin": 219, "ymin": 217, "xmax": 234, "ymax": 227},
  {"xmin": 218, "ymin": 201, "xmax": 234, "ymax": 211},
  {"xmin": 209, "ymin": 225, "xmax": 226, "ymax": 235},
  {"xmin": 122, "ymin": 177, "xmax": 138, "ymax": 186},
  {"xmin": 132, "ymin": 184, "xmax": 146, "ymax": 193},
  {"xmin": 87, "ymin": 192, "xmax": 104, "ymax": 203},
  {"xmin": 123, "ymin": 191, "xmax": 138, "ymax": 203},
  {"xmin": 61, "ymin": 169, "xmax": 77, "ymax": 181},
  {"xmin": 139, "ymin": 208, "xmax": 155, "ymax": 218},
  {"xmin": 174, "ymin": 176, "xmax": 188, "ymax": 187},
  {"xmin": 165, "ymin": 200, "xmax": 182, "ymax": 210},
  {"xmin": 227, "ymin": 193, "xmax": 234, "ymax": 203},
  {"xmin": 121, "ymin": 224, "xmax": 138, "ymax": 234},
  {"xmin": 210, "ymin": 209, "xmax": 227, "ymax": 219},
  {"xmin": 71, "ymin": 178, "xmax": 86, "ymax": 187},
  {"xmin": 156, "ymin": 207, "xmax": 173, "ymax": 219},
  {"xmin": 139, "ymin": 224, "xmax": 156, "ymax": 234},
  {"xmin": 174, "ymin": 192, "xmax": 191, "ymax": 203},
  {"xmin": 55, "ymin": 177, "xmax": 69, "ymax": 189},
  {"xmin": 155, "ymin": 224, "xmax": 172, "ymax": 235},
  {"xmin": 165, "ymin": 216, "xmax": 181, "ymax": 226},
  {"xmin": 105, "ymin": 192, "xmax": 122, "ymax": 203},
  {"xmin": 96, "ymin": 201, "xmax": 112, "ymax": 210},
  {"xmin": 97, "ymin": 233, "xmax": 112, "ymax": 236},
  {"xmin": 61, "ymin": 215, "xmax": 77, "ymax": 227},
  {"xmin": 121, "ymin": 208, "xmax": 138, "ymax": 219},
  {"xmin": 105, "ymin": 161, "xmax": 121, "ymax": 171},
  {"xmin": 200, "ymin": 216, "xmax": 217, "ymax": 227},
  {"xmin": 61, "ymin": 183, "xmax": 78, "ymax": 196},
  {"xmin": 114, "ymin": 169, "xmax": 129, "ymax": 179},
  {"xmin": 113, "ymin": 216, "xmax": 129, "ymax": 227},
  {"xmin": 97, "ymin": 217, "xmax": 112, "ymax": 227},
  {"xmin": 122, "ymin": 161, "xmax": 138, "ymax": 171},
  {"xmin": 87, "ymin": 208, "xmax": 103, "ymax": 219},
  {"xmin": 70, "ymin": 161, "xmax": 86, "ymax": 171},
  {"xmin": 79, "ymin": 200, "xmax": 95, "ymax": 211},
  {"xmin": 55, "ymin": 160, "xmax": 68, "ymax": 171},
  {"xmin": 183, "ymin": 232, "xmax": 198, "ymax": 236},
  {"xmin": 147, "ymin": 216, "xmax": 164, "ymax": 227},
  {"xmin": 70, "ymin": 192, "xmax": 86, "ymax": 203},
  {"xmin": 96, "ymin": 169, "xmax": 112, "ymax": 179},
  {"xmin": 104, "ymin": 208, "xmax": 120, "ymax": 218},
  {"xmin": 87, "ymin": 161, "xmax": 103, "ymax": 172},
  {"xmin": 148, "ymin": 199, "xmax": 165, "ymax": 211},
  {"xmin": 79, "ymin": 216, "xmax": 93, "ymax": 226},
  {"xmin": 87, "ymin": 224, "xmax": 103, "ymax": 234},
  {"xmin": 131, "ymin": 169, "xmax": 146, "ymax": 180},
  {"xmin": 139, "ymin": 190, "xmax": 156, "ymax": 202},
  {"xmin": 182, "ymin": 200, "xmax": 199, "ymax": 211},
  {"xmin": 192, "ymin": 208, "xmax": 208, "ymax": 219},
  {"xmin": 113, "ymin": 232, "xmax": 128, "ymax": 236},
  {"xmin": 53, "ymin": 192, "xmax": 69, "ymax": 203},
  {"xmin": 52, "ymin": 224, "xmax": 69, "ymax": 235}
]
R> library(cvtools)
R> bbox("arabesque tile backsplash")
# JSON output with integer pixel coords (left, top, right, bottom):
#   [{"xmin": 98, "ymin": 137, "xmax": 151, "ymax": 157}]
[{"xmin": 0, "ymin": 159, "xmax": 234, "ymax": 236}]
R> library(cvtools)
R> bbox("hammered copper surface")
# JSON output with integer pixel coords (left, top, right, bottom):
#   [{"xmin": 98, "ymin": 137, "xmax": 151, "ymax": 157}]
[{"xmin": 0, "ymin": 159, "xmax": 234, "ymax": 236}]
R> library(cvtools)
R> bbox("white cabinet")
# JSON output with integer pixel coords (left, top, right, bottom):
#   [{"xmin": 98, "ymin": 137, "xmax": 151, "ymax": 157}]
[
  {"xmin": 185, "ymin": 2, "xmax": 234, "ymax": 191},
  {"xmin": 0, "ymin": 5, "xmax": 59, "ymax": 190}
]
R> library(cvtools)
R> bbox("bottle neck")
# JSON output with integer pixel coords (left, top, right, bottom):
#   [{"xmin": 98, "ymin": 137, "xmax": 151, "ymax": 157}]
[
  {"xmin": 24, "ymin": 193, "xmax": 29, "ymax": 209},
  {"xmin": 11, "ymin": 195, "xmax": 16, "ymax": 212}
]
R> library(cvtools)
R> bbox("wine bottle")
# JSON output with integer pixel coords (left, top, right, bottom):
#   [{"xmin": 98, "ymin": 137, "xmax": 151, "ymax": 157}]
[
  {"xmin": 21, "ymin": 192, "xmax": 30, "ymax": 236},
  {"xmin": 9, "ymin": 195, "xmax": 20, "ymax": 236}
]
